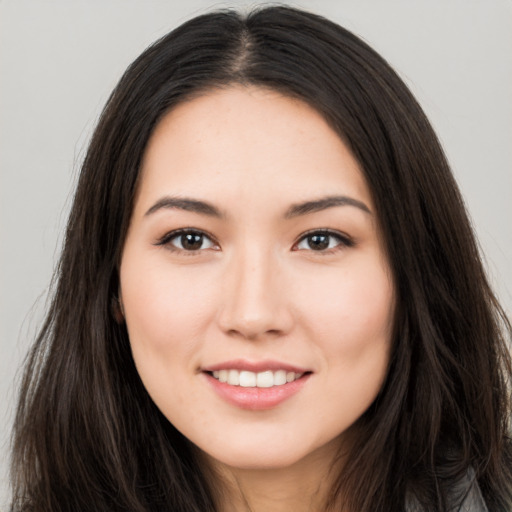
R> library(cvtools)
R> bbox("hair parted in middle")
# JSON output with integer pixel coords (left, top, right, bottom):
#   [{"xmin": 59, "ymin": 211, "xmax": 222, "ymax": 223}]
[{"xmin": 11, "ymin": 6, "xmax": 512, "ymax": 512}]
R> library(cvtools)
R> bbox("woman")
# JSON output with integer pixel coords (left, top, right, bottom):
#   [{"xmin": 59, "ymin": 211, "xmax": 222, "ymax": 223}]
[{"xmin": 10, "ymin": 6, "xmax": 511, "ymax": 511}]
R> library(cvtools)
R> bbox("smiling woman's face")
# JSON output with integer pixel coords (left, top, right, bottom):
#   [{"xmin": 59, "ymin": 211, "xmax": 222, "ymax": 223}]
[{"xmin": 119, "ymin": 86, "xmax": 395, "ymax": 471}]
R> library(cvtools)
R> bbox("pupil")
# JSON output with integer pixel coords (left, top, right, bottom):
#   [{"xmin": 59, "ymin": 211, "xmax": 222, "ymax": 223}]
[
  {"xmin": 182, "ymin": 233, "xmax": 203, "ymax": 250},
  {"xmin": 308, "ymin": 234, "xmax": 329, "ymax": 250}
]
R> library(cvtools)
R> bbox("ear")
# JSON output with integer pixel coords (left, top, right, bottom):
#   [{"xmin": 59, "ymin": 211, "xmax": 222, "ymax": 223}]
[{"xmin": 111, "ymin": 295, "xmax": 125, "ymax": 324}]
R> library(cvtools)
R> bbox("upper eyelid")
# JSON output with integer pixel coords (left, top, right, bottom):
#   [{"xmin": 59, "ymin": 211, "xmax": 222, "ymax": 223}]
[
  {"xmin": 294, "ymin": 228, "xmax": 353, "ymax": 244},
  {"xmin": 155, "ymin": 227, "xmax": 218, "ymax": 247}
]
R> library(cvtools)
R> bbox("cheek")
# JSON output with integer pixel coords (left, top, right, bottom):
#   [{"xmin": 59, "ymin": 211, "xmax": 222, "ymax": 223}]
[
  {"xmin": 299, "ymin": 255, "xmax": 394, "ymax": 367},
  {"xmin": 302, "ymin": 261, "xmax": 394, "ymax": 427},
  {"xmin": 305, "ymin": 262, "xmax": 394, "ymax": 334},
  {"xmin": 119, "ymin": 253, "xmax": 220, "ymax": 421},
  {"xmin": 119, "ymin": 253, "xmax": 220, "ymax": 377}
]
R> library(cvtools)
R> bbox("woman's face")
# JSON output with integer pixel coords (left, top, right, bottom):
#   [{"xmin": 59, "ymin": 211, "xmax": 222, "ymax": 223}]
[{"xmin": 120, "ymin": 86, "xmax": 395, "ymax": 470}]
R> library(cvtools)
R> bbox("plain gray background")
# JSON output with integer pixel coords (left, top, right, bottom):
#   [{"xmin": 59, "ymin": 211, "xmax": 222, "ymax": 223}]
[{"xmin": 1, "ymin": 0, "xmax": 511, "ymax": 507}]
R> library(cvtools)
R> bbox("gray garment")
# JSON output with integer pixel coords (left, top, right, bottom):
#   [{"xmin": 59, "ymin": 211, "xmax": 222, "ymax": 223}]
[
  {"xmin": 455, "ymin": 479, "xmax": 488, "ymax": 512},
  {"xmin": 406, "ymin": 468, "xmax": 488, "ymax": 512}
]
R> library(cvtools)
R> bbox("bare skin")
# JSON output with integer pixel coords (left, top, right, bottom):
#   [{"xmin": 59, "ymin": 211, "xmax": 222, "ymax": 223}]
[{"xmin": 204, "ymin": 435, "xmax": 345, "ymax": 512}]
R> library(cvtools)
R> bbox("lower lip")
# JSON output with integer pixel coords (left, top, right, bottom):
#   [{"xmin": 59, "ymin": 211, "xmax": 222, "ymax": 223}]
[{"xmin": 204, "ymin": 372, "xmax": 311, "ymax": 410}]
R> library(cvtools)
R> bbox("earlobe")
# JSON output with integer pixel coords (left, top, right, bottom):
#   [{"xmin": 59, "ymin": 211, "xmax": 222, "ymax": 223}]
[{"xmin": 112, "ymin": 295, "xmax": 125, "ymax": 324}]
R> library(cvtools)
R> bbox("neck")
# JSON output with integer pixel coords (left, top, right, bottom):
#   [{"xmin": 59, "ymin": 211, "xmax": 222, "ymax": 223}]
[{"xmin": 202, "ymin": 439, "xmax": 345, "ymax": 512}]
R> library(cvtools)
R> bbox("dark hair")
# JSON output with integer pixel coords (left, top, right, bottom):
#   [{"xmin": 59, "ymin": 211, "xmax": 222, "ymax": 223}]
[{"xmin": 11, "ymin": 5, "xmax": 512, "ymax": 511}]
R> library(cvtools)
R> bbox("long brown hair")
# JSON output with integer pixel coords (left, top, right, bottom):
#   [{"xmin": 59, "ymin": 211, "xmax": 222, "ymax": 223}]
[{"xmin": 11, "ymin": 6, "xmax": 512, "ymax": 511}]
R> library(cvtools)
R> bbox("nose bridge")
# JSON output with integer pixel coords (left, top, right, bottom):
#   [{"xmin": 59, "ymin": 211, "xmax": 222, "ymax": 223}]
[{"xmin": 218, "ymin": 241, "xmax": 290, "ymax": 339}]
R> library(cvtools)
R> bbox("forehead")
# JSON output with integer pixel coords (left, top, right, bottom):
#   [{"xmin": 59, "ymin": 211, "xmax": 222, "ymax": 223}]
[{"xmin": 136, "ymin": 85, "xmax": 372, "ymax": 216}]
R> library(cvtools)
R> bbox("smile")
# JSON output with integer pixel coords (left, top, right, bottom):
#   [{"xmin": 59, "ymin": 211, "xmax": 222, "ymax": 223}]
[
  {"xmin": 202, "ymin": 361, "xmax": 312, "ymax": 410},
  {"xmin": 210, "ymin": 369, "xmax": 304, "ymax": 388}
]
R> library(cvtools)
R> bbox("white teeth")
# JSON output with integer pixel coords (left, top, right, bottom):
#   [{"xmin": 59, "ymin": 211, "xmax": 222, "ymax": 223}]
[
  {"xmin": 274, "ymin": 370, "xmax": 287, "ymax": 386},
  {"xmin": 227, "ymin": 369, "xmax": 240, "ymax": 386},
  {"xmin": 239, "ymin": 370, "xmax": 257, "ymax": 387},
  {"xmin": 256, "ymin": 370, "xmax": 274, "ymax": 388},
  {"xmin": 210, "ymin": 369, "xmax": 304, "ymax": 388}
]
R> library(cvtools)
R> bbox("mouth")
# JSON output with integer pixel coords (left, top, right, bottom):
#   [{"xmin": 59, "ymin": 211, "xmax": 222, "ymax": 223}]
[
  {"xmin": 206, "ymin": 369, "xmax": 306, "ymax": 388},
  {"xmin": 201, "ymin": 360, "xmax": 312, "ymax": 410}
]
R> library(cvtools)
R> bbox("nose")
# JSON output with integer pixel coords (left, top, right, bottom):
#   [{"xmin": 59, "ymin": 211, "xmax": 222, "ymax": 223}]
[{"xmin": 216, "ymin": 248, "xmax": 293, "ymax": 340}]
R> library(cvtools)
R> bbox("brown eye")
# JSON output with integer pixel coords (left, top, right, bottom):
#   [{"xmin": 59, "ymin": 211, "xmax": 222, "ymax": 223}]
[
  {"xmin": 295, "ymin": 230, "xmax": 353, "ymax": 252},
  {"xmin": 179, "ymin": 232, "xmax": 205, "ymax": 250},
  {"xmin": 306, "ymin": 234, "xmax": 330, "ymax": 250},
  {"xmin": 157, "ymin": 230, "xmax": 216, "ymax": 252}
]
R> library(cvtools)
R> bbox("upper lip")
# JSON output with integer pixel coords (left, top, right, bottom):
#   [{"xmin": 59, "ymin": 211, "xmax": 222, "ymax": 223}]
[{"xmin": 202, "ymin": 359, "xmax": 311, "ymax": 374}]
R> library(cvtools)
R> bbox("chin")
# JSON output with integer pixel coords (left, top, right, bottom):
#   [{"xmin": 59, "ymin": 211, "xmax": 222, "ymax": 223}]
[{"xmin": 199, "ymin": 434, "xmax": 340, "ymax": 472}]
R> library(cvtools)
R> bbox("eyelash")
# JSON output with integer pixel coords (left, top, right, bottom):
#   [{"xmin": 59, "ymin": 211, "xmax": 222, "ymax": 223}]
[
  {"xmin": 154, "ymin": 228, "xmax": 354, "ymax": 254},
  {"xmin": 292, "ymin": 229, "xmax": 354, "ymax": 253},
  {"xmin": 154, "ymin": 228, "xmax": 219, "ymax": 254}
]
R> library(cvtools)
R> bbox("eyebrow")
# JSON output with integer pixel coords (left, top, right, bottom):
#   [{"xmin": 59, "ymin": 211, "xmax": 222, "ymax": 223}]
[
  {"xmin": 284, "ymin": 195, "xmax": 372, "ymax": 218},
  {"xmin": 145, "ymin": 196, "xmax": 224, "ymax": 218},
  {"xmin": 144, "ymin": 194, "xmax": 371, "ymax": 219}
]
